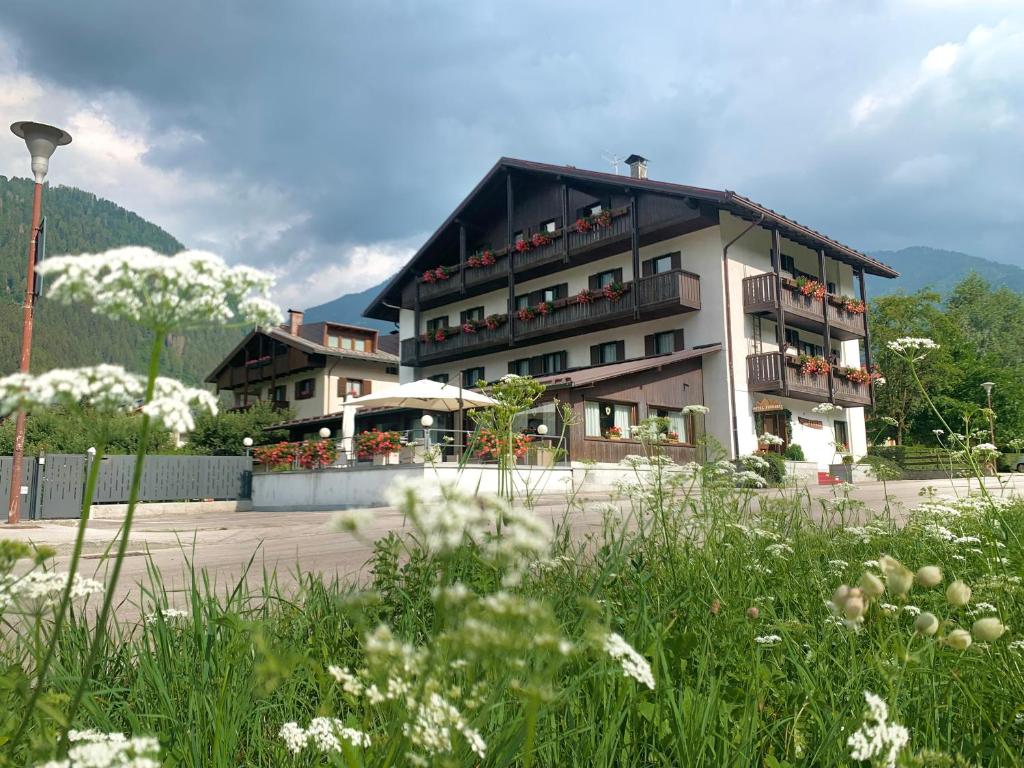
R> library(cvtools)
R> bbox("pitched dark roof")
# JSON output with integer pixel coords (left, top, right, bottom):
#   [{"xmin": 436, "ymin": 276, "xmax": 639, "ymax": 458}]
[
  {"xmin": 204, "ymin": 325, "xmax": 398, "ymax": 383},
  {"xmin": 363, "ymin": 157, "xmax": 898, "ymax": 321},
  {"xmin": 533, "ymin": 344, "xmax": 721, "ymax": 389}
]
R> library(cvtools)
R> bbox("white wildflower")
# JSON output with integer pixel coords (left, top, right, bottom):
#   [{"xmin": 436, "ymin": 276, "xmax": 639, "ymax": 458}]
[
  {"xmin": 331, "ymin": 507, "xmax": 376, "ymax": 533},
  {"xmin": 0, "ymin": 571, "xmax": 103, "ymax": 611},
  {"xmin": 755, "ymin": 634, "xmax": 782, "ymax": 645},
  {"xmin": 279, "ymin": 718, "xmax": 370, "ymax": 754},
  {"xmin": 682, "ymin": 404, "xmax": 710, "ymax": 415},
  {"xmin": 34, "ymin": 730, "xmax": 161, "ymax": 768},
  {"xmin": 812, "ymin": 402, "xmax": 843, "ymax": 413},
  {"xmin": 886, "ymin": 337, "xmax": 939, "ymax": 357},
  {"xmin": 847, "ymin": 691, "xmax": 910, "ymax": 768},
  {"xmin": 966, "ymin": 602, "xmax": 998, "ymax": 616},
  {"xmin": 145, "ymin": 607, "xmax": 188, "ymax": 622},
  {"xmin": 603, "ymin": 632, "xmax": 655, "ymax": 690},
  {"xmin": 36, "ymin": 247, "xmax": 280, "ymax": 331},
  {"xmin": 758, "ymin": 432, "xmax": 784, "ymax": 446}
]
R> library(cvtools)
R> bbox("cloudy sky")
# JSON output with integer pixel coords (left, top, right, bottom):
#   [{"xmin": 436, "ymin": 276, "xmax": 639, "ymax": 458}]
[{"xmin": 1, "ymin": 0, "xmax": 1022, "ymax": 309}]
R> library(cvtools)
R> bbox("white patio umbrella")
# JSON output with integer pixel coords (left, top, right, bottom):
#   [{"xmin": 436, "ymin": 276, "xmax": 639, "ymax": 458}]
[{"xmin": 346, "ymin": 378, "xmax": 498, "ymax": 412}]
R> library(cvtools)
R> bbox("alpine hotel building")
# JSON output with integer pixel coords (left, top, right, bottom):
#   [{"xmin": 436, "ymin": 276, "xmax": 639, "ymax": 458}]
[{"xmin": 364, "ymin": 156, "xmax": 898, "ymax": 467}]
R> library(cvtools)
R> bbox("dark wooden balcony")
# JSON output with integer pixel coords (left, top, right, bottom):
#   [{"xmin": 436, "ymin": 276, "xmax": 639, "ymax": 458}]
[
  {"xmin": 746, "ymin": 352, "xmax": 830, "ymax": 403},
  {"xmin": 403, "ymin": 207, "xmax": 636, "ymax": 311},
  {"xmin": 747, "ymin": 352, "xmax": 874, "ymax": 406},
  {"xmin": 826, "ymin": 299, "xmax": 868, "ymax": 340},
  {"xmin": 401, "ymin": 322, "xmax": 510, "ymax": 367},
  {"xmin": 228, "ymin": 399, "xmax": 290, "ymax": 413},
  {"xmin": 742, "ymin": 273, "xmax": 867, "ymax": 340},
  {"xmin": 401, "ymin": 269, "xmax": 700, "ymax": 367},
  {"xmin": 832, "ymin": 374, "xmax": 872, "ymax": 407}
]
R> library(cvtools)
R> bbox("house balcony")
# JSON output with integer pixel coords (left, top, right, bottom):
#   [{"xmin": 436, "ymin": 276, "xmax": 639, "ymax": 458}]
[
  {"xmin": 227, "ymin": 399, "xmax": 290, "ymax": 413},
  {"xmin": 402, "ymin": 207, "xmax": 634, "ymax": 311},
  {"xmin": 742, "ymin": 273, "xmax": 866, "ymax": 340},
  {"xmin": 746, "ymin": 352, "xmax": 873, "ymax": 406},
  {"xmin": 401, "ymin": 269, "xmax": 700, "ymax": 367}
]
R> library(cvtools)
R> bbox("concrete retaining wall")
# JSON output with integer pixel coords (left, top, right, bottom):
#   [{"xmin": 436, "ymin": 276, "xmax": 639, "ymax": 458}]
[{"xmin": 251, "ymin": 462, "xmax": 665, "ymax": 510}]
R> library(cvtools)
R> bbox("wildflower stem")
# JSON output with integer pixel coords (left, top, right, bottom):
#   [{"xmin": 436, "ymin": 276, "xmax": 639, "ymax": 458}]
[
  {"xmin": 8, "ymin": 441, "xmax": 107, "ymax": 752},
  {"xmin": 60, "ymin": 331, "xmax": 164, "ymax": 746}
]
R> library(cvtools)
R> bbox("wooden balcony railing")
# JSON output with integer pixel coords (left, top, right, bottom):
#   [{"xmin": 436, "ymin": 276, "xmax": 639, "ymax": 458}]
[
  {"xmin": 403, "ymin": 269, "xmax": 700, "ymax": 367},
  {"xmin": 564, "ymin": 206, "xmax": 632, "ymax": 252},
  {"xmin": 747, "ymin": 352, "xmax": 873, "ymax": 406},
  {"xmin": 742, "ymin": 272, "xmax": 867, "ymax": 339},
  {"xmin": 832, "ymin": 374, "xmax": 872, "ymax": 406},
  {"xmin": 511, "ymin": 231, "xmax": 565, "ymax": 271},
  {"xmin": 401, "ymin": 322, "xmax": 511, "ymax": 367},
  {"xmin": 826, "ymin": 299, "xmax": 867, "ymax": 338}
]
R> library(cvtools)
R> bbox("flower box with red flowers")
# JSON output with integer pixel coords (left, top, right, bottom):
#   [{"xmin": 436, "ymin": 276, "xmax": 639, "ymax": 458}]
[
  {"xmin": 517, "ymin": 306, "xmax": 536, "ymax": 321},
  {"xmin": 473, "ymin": 428, "xmax": 533, "ymax": 461},
  {"xmin": 530, "ymin": 232, "xmax": 552, "ymax": 248},
  {"xmin": 602, "ymin": 281, "xmax": 627, "ymax": 302},
  {"xmin": 575, "ymin": 289, "xmax": 595, "ymax": 305},
  {"xmin": 253, "ymin": 441, "xmax": 300, "ymax": 471},
  {"xmin": 837, "ymin": 365, "xmax": 881, "ymax": 384},
  {"xmin": 466, "ymin": 249, "xmax": 497, "ymax": 269},
  {"xmin": 794, "ymin": 277, "xmax": 827, "ymax": 300},
  {"xmin": 298, "ymin": 439, "xmax": 338, "ymax": 470},
  {"xmin": 603, "ymin": 426, "xmax": 622, "ymax": 440},
  {"xmin": 834, "ymin": 295, "xmax": 866, "ymax": 314},
  {"xmin": 483, "ymin": 314, "xmax": 503, "ymax": 331},
  {"xmin": 354, "ymin": 429, "xmax": 403, "ymax": 460},
  {"xmin": 797, "ymin": 354, "xmax": 831, "ymax": 377},
  {"xmin": 461, "ymin": 322, "xmax": 478, "ymax": 334},
  {"xmin": 421, "ymin": 265, "xmax": 454, "ymax": 284}
]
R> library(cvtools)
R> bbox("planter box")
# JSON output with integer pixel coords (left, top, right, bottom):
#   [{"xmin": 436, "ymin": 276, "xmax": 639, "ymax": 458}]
[
  {"xmin": 373, "ymin": 452, "xmax": 399, "ymax": 466},
  {"xmin": 829, "ymin": 463, "xmax": 854, "ymax": 483},
  {"xmin": 531, "ymin": 445, "xmax": 558, "ymax": 468}
]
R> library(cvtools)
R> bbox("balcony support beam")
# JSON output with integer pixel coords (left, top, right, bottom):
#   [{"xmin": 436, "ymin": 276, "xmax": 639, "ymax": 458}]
[
  {"xmin": 458, "ymin": 222, "xmax": 466, "ymax": 295},
  {"xmin": 819, "ymin": 248, "xmax": 834, "ymax": 404},
  {"xmin": 562, "ymin": 183, "xmax": 570, "ymax": 264},
  {"xmin": 506, "ymin": 170, "xmax": 516, "ymax": 347},
  {"xmin": 413, "ymin": 281, "xmax": 422, "ymax": 369},
  {"xmin": 630, "ymin": 194, "xmax": 640, "ymax": 320},
  {"xmin": 859, "ymin": 268, "xmax": 874, "ymax": 406},
  {"xmin": 772, "ymin": 228, "xmax": 788, "ymax": 394}
]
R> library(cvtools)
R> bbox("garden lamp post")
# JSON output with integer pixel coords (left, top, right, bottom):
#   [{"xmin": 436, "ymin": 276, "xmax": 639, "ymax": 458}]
[
  {"xmin": 318, "ymin": 427, "xmax": 331, "ymax": 439},
  {"xmin": 6, "ymin": 121, "xmax": 72, "ymax": 525},
  {"xmin": 981, "ymin": 382, "xmax": 995, "ymax": 445},
  {"xmin": 421, "ymin": 414, "xmax": 434, "ymax": 451},
  {"xmin": 242, "ymin": 436, "xmax": 254, "ymax": 457}
]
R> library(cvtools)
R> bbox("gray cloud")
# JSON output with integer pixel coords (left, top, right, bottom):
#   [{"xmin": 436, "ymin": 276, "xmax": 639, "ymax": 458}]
[{"xmin": 1, "ymin": 0, "xmax": 1022, "ymax": 307}]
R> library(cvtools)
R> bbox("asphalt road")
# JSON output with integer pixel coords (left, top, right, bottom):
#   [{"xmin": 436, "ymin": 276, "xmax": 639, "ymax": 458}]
[{"xmin": 4, "ymin": 475, "xmax": 1022, "ymax": 618}]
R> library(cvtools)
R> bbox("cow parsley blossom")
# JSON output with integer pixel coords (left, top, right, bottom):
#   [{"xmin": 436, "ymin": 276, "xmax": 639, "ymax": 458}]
[
  {"xmin": 0, "ymin": 571, "xmax": 103, "ymax": 612},
  {"xmin": 603, "ymin": 632, "xmax": 655, "ymax": 690},
  {"xmin": 34, "ymin": 729, "xmax": 160, "ymax": 768},
  {"xmin": 279, "ymin": 718, "xmax": 371, "ymax": 754},
  {"xmin": 36, "ymin": 247, "xmax": 281, "ymax": 332},
  {"xmin": 886, "ymin": 337, "xmax": 939, "ymax": 359},
  {"xmin": 0, "ymin": 365, "xmax": 217, "ymax": 433},
  {"xmin": 847, "ymin": 691, "xmax": 910, "ymax": 768}
]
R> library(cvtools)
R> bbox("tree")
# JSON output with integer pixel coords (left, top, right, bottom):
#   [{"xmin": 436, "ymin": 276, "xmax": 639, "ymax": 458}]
[{"xmin": 184, "ymin": 400, "xmax": 293, "ymax": 455}]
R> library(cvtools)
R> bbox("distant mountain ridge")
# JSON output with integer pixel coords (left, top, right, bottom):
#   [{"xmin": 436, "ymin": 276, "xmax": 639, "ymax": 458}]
[
  {"xmin": 0, "ymin": 176, "xmax": 243, "ymax": 383},
  {"xmin": 867, "ymin": 246, "xmax": 1024, "ymax": 296},
  {"xmin": 303, "ymin": 282, "xmax": 393, "ymax": 331}
]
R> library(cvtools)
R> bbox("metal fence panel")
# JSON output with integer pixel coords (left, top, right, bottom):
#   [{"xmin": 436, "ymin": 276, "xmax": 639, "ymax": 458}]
[{"xmin": 2, "ymin": 454, "xmax": 252, "ymax": 519}]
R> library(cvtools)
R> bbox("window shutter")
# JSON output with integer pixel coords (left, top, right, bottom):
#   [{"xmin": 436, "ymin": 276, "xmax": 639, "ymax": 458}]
[
  {"xmin": 590, "ymin": 344, "xmax": 600, "ymax": 365},
  {"xmin": 670, "ymin": 252, "xmax": 681, "ymax": 270},
  {"xmin": 613, "ymin": 268, "xmax": 623, "ymax": 283},
  {"xmin": 644, "ymin": 334, "xmax": 655, "ymax": 356},
  {"xmin": 508, "ymin": 361, "xmax": 517, "ymax": 374},
  {"xmin": 642, "ymin": 259, "xmax": 653, "ymax": 277},
  {"xmin": 673, "ymin": 329, "xmax": 686, "ymax": 351},
  {"xmin": 588, "ymin": 274, "xmax": 599, "ymax": 290},
  {"xmin": 615, "ymin": 340, "xmax": 625, "ymax": 361},
  {"xmin": 529, "ymin": 356, "xmax": 544, "ymax": 376},
  {"xmin": 556, "ymin": 283, "xmax": 568, "ymax": 299},
  {"xmin": 557, "ymin": 351, "xmax": 568, "ymax": 371},
  {"xmin": 364, "ymin": 380, "xmax": 372, "ymax": 395}
]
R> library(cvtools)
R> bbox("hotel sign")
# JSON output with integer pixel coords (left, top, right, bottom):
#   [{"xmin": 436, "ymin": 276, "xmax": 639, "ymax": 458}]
[{"xmin": 753, "ymin": 398, "xmax": 783, "ymax": 413}]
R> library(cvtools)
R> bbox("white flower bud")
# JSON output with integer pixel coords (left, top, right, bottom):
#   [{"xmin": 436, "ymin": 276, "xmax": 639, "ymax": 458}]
[
  {"xmin": 880, "ymin": 555, "xmax": 913, "ymax": 595},
  {"xmin": 844, "ymin": 591, "xmax": 866, "ymax": 620},
  {"xmin": 913, "ymin": 612, "xmax": 939, "ymax": 636},
  {"xmin": 859, "ymin": 572, "xmax": 885, "ymax": 598},
  {"xmin": 972, "ymin": 617, "xmax": 1006, "ymax": 642},
  {"xmin": 915, "ymin": 565, "xmax": 943, "ymax": 588},
  {"xmin": 832, "ymin": 585, "xmax": 851, "ymax": 608},
  {"xmin": 946, "ymin": 580, "xmax": 972, "ymax": 607},
  {"xmin": 944, "ymin": 628, "xmax": 972, "ymax": 651}
]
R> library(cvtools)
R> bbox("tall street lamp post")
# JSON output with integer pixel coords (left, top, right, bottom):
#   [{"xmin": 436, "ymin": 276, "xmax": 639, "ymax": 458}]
[
  {"xmin": 981, "ymin": 382, "xmax": 996, "ymax": 446},
  {"xmin": 6, "ymin": 121, "xmax": 72, "ymax": 525}
]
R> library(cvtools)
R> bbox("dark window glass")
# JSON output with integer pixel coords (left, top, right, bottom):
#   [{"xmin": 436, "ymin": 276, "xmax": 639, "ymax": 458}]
[
  {"xmin": 463, "ymin": 367, "xmax": 485, "ymax": 387},
  {"xmin": 426, "ymin": 316, "xmax": 449, "ymax": 333},
  {"xmin": 295, "ymin": 378, "xmax": 316, "ymax": 400},
  {"xmin": 835, "ymin": 420, "xmax": 850, "ymax": 452},
  {"xmin": 509, "ymin": 359, "xmax": 531, "ymax": 376},
  {"xmin": 653, "ymin": 331, "xmax": 674, "ymax": 355},
  {"xmin": 596, "ymin": 342, "xmax": 622, "ymax": 364},
  {"xmin": 429, "ymin": 373, "xmax": 449, "ymax": 384},
  {"xmin": 460, "ymin": 306, "xmax": 484, "ymax": 323}
]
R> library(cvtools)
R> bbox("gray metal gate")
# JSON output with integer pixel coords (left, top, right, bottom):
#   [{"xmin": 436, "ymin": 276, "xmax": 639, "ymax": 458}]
[
  {"xmin": 0, "ymin": 454, "xmax": 252, "ymax": 519},
  {"xmin": 37, "ymin": 454, "xmax": 88, "ymax": 519}
]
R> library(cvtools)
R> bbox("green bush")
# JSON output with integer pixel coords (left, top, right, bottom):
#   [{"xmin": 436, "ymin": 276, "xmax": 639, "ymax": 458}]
[
  {"xmin": 867, "ymin": 444, "xmax": 907, "ymax": 466},
  {"xmin": 857, "ymin": 454, "xmax": 904, "ymax": 480},
  {"xmin": 782, "ymin": 443, "xmax": 805, "ymax": 461},
  {"xmin": 747, "ymin": 450, "xmax": 786, "ymax": 485}
]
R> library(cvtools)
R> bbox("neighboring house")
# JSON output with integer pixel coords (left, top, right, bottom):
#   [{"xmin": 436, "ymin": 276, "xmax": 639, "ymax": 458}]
[
  {"xmin": 205, "ymin": 311, "xmax": 400, "ymax": 446},
  {"xmin": 363, "ymin": 155, "xmax": 898, "ymax": 467}
]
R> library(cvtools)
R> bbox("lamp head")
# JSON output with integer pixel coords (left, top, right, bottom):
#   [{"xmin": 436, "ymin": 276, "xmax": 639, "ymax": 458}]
[
  {"xmin": 242, "ymin": 437, "xmax": 254, "ymax": 447},
  {"xmin": 420, "ymin": 414, "xmax": 434, "ymax": 428},
  {"xmin": 318, "ymin": 427, "xmax": 331, "ymax": 439},
  {"xmin": 981, "ymin": 381, "xmax": 995, "ymax": 395},
  {"xmin": 11, "ymin": 121, "xmax": 72, "ymax": 183},
  {"xmin": 86, "ymin": 446, "xmax": 97, "ymax": 456},
  {"xmin": 536, "ymin": 424, "xmax": 549, "ymax": 435}
]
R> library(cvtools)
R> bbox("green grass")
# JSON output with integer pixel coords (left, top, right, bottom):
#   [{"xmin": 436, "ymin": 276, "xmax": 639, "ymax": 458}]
[{"xmin": 3, "ymin": 469, "xmax": 1024, "ymax": 767}]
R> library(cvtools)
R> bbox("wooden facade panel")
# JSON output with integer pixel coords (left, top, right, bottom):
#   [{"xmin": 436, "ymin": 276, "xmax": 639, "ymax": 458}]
[{"xmin": 556, "ymin": 358, "xmax": 706, "ymax": 464}]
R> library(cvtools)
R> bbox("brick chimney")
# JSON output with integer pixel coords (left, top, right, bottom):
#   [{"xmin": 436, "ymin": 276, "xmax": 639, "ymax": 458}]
[
  {"xmin": 625, "ymin": 154, "xmax": 648, "ymax": 180},
  {"xmin": 287, "ymin": 308, "xmax": 304, "ymax": 335}
]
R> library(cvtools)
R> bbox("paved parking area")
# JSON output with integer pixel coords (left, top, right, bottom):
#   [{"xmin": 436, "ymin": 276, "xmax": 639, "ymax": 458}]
[{"xmin": 3, "ymin": 475, "xmax": 1021, "ymax": 617}]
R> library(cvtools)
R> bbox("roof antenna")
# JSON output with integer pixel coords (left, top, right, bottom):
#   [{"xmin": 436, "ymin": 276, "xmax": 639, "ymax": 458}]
[{"xmin": 601, "ymin": 152, "xmax": 624, "ymax": 175}]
